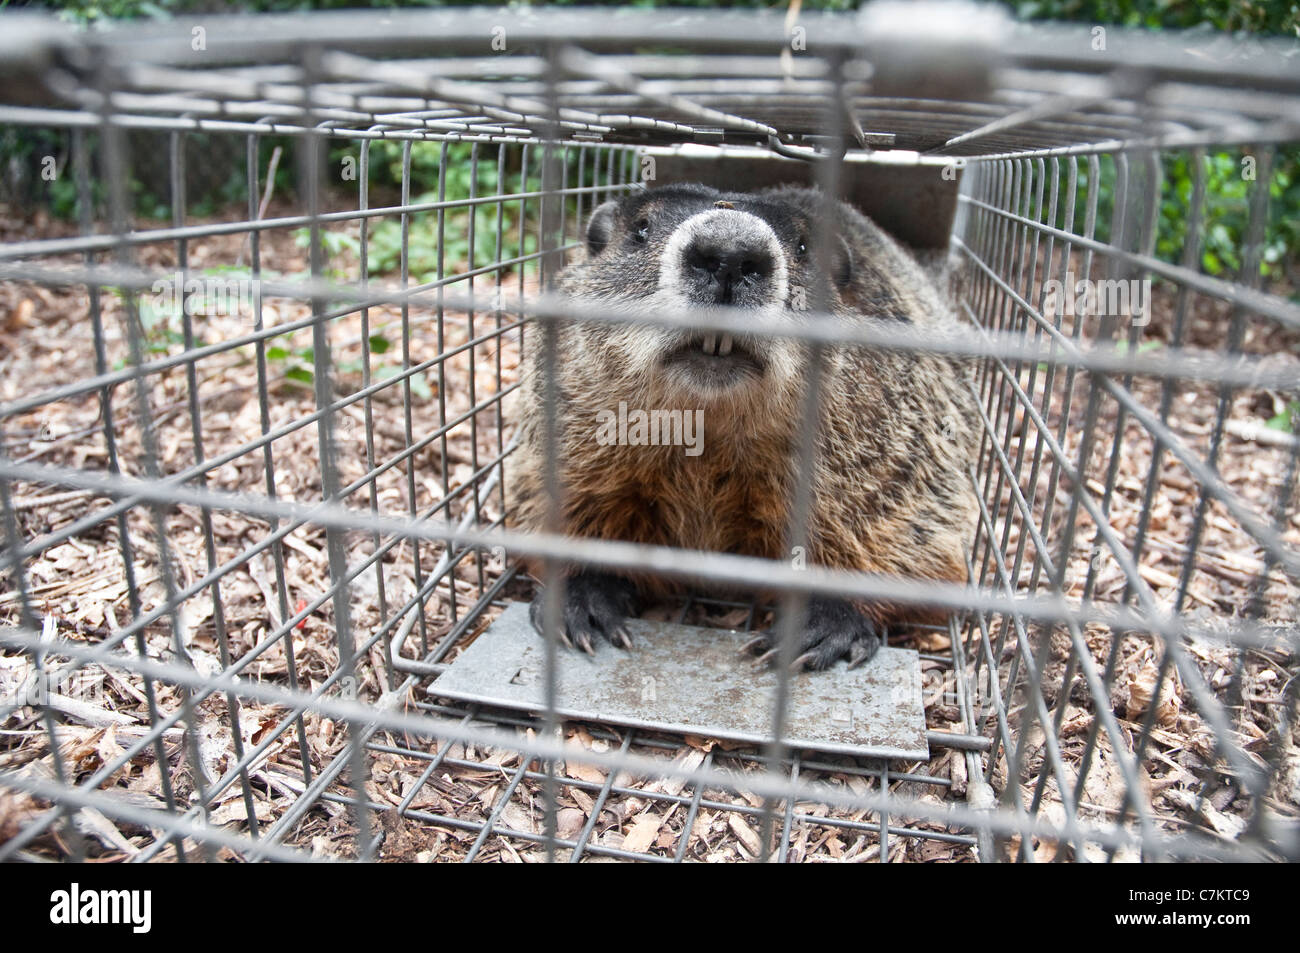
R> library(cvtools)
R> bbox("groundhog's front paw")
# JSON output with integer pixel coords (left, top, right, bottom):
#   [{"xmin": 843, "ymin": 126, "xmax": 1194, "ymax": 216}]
[
  {"xmin": 742, "ymin": 597, "xmax": 882, "ymax": 672},
  {"xmin": 528, "ymin": 571, "xmax": 639, "ymax": 655}
]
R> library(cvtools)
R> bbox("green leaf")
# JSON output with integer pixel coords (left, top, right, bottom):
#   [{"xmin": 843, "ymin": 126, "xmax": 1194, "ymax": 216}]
[
  {"xmin": 285, "ymin": 366, "xmax": 314, "ymax": 384},
  {"xmin": 409, "ymin": 372, "xmax": 433, "ymax": 400},
  {"xmin": 368, "ymin": 334, "xmax": 391, "ymax": 354},
  {"xmin": 1266, "ymin": 401, "xmax": 1300, "ymax": 433}
]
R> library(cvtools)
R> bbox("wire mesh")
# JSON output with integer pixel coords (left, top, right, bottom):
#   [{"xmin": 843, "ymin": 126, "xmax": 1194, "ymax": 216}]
[{"xmin": 0, "ymin": 5, "xmax": 1297, "ymax": 863}]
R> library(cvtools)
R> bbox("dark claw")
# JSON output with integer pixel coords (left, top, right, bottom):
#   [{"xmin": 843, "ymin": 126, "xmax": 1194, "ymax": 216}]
[
  {"xmin": 610, "ymin": 625, "xmax": 634, "ymax": 650},
  {"xmin": 530, "ymin": 598, "xmax": 572, "ymax": 648},
  {"xmin": 847, "ymin": 640, "xmax": 876, "ymax": 669},
  {"xmin": 744, "ymin": 598, "xmax": 883, "ymax": 673},
  {"xmin": 528, "ymin": 571, "xmax": 640, "ymax": 656}
]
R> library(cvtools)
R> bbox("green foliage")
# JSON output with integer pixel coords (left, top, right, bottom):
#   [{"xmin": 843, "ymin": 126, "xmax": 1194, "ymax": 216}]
[
  {"xmin": 136, "ymin": 293, "xmax": 190, "ymax": 352},
  {"xmin": 358, "ymin": 140, "xmax": 537, "ymax": 282},
  {"xmin": 293, "ymin": 225, "xmax": 362, "ymax": 279},
  {"xmin": 1013, "ymin": 0, "xmax": 1298, "ymax": 36},
  {"xmin": 354, "ymin": 139, "xmax": 616, "ymax": 282},
  {"xmin": 9, "ymin": 0, "xmax": 1299, "ymax": 284},
  {"xmin": 1055, "ymin": 147, "xmax": 1300, "ymax": 281},
  {"xmin": 1160, "ymin": 151, "xmax": 1296, "ymax": 277},
  {"xmin": 0, "ymin": 125, "xmax": 295, "ymax": 223},
  {"xmin": 1110, "ymin": 338, "xmax": 1163, "ymax": 355},
  {"xmin": 41, "ymin": 0, "xmax": 184, "ymax": 24},
  {"xmin": 0, "ymin": 128, "xmax": 81, "ymax": 216},
  {"xmin": 106, "ymin": 289, "xmax": 193, "ymax": 368},
  {"xmin": 262, "ymin": 327, "xmax": 433, "ymax": 397},
  {"xmin": 26, "ymin": 0, "xmax": 1299, "ymax": 33},
  {"xmin": 1267, "ymin": 398, "xmax": 1300, "ymax": 433},
  {"xmin": 34, "ymin": 0, "xmax": 863, "ymax": 22}
]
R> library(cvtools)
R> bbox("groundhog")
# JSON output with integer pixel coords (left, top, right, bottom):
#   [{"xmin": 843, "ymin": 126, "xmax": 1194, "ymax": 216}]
[{"xmin": 507, "ymin": 182, "xmax": 979, "ymax": 671}]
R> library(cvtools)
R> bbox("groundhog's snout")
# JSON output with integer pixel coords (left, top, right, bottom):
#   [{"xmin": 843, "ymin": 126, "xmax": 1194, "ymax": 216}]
[
  {"xmin": 682, "ymin": 235, "xmax": 775, "ymax": 306},
  {"xmin": 663, "ymin": 208, "xmax": 788, "ymax": 310},
  {"xmin": 649, "ymin": 208, "xmax": 794, "ymax": 396}
]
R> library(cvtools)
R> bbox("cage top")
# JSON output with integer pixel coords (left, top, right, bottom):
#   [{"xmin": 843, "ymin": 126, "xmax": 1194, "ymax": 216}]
[{"xmin": 0, "ymin": 4, "xmax": 1298, "ymax": 160}]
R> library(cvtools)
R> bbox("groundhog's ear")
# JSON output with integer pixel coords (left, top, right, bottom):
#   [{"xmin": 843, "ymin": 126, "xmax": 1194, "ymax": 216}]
[
  {"xmin": 833, "ymin": 235, "xmax": 854, "ymax": 288},
  {"xmin": 585, "ymin": 200, "xmax": 619, "ymax": 256}
]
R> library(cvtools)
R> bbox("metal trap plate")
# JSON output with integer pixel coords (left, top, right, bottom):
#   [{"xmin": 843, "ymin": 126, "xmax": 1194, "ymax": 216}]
[{"xmin": 430, "ymin": 602, "xmax": 929, "ymax": 761}]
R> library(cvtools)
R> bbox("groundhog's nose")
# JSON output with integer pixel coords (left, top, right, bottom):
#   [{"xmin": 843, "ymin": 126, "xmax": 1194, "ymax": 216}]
[
  {"xmin": 683, "ymin": 239, "xmax": 775, "ymax": 305},
  {"xmin": 663, "ymin": 208, "xmax": 787, "ymax": 310}
]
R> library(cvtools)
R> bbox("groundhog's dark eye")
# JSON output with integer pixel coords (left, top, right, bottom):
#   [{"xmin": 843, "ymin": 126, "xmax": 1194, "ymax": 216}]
[
  {"xmin": 632, "ymin": 218, "xmax": 650, "ymax": 244},
  {"xmin": 796, "ymin": 240, "xmax": 808, "ymax": 259}
]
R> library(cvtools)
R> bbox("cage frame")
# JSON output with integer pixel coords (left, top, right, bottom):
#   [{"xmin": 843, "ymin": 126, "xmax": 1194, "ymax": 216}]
[{"xmin": 0, "ymin": 4, "xmax": 1297, "ymax": 863}]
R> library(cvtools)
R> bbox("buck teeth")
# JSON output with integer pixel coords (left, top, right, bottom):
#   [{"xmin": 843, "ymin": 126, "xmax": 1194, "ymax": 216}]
[{"xmin": 699, "ymin": 333, "xmax": 734, "ymax": 356}]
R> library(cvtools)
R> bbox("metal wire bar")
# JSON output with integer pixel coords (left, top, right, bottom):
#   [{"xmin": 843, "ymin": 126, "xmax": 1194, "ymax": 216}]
[
  {"xmin": 99, "ymin": 66, "xmax": 218, "ymax": 859},
  {"xmin": 171, "ymin": 127, "xmax": 262, "ymax": 840},
  {"xmin": 3, "ymin": 281, "xmax": 1293, "ymax": 433},
  {"xmin": 0, "ymin": 187, "xmax": 621, "ymax": 266},
  {"xmin": 950, "ymin": 246, "xmax": 1299, "ymax": 578},
  {"xmin": 3, "ymin": 457, "xmax": 1294, "ymax": 655},
  {"xmin": 0, "ymin": 622, "xmax": 1277, "ymax": 862},
  {"xmin": 2, "ymin": 7, "xmax": 1296, "ymax": 865}
]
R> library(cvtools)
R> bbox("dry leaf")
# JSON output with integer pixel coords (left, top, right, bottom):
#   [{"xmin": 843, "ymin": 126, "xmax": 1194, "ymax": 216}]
[
  {"xmin": 556, "ymin": 808, "xmax": 585, "ymax": 839},
  {"xmin": 621, "ymin": 812, "xmax": 662, "ymax": 853},
  {"xmin": 209, "ymin": 798, "xmax": 276, "ymax": 826},
  {"xmin": 728, "ymin": 814, "xmax": 762, "ymax": 856},
  {"xmin": 656, "ymin": 748, "xmax": 705, "ymax": 798},
  {"xmin": 498, "ymin": 800, "xmax": 538, "ymax": 834},
  {"xmin": 569, "ymin": 787, "xmax": 595, "ymax": 814},
  {"xmin": 1126, "ymin": 657, "xmax": 1180, "ymax": 727},
  {"xmin": 566, "ymin": 761, "xmax": 605, "ymax": 785}
]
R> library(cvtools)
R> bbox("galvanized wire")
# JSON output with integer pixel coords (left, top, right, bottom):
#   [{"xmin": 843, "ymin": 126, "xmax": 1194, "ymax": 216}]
[{"xmin": 0, "ymin": 7, "xmax": 1297, "ymax": 863}]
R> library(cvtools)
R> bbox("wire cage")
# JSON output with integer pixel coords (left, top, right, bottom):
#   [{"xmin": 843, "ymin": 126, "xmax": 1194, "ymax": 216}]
[{"xmin": 0, "ymin": 4, "xmax": 1297, "ymax": 863}]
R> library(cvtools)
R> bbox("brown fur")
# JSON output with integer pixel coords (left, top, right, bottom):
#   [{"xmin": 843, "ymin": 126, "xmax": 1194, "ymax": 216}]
[{"xmin": 507, "ymin": 184, "xmax": 978, "ymax": 626}]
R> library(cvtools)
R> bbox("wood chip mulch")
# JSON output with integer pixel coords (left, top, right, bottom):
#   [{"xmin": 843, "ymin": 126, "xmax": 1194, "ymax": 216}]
[{"xmin": 1, "ymin": 210, "xmax": 1296, "ymax": 862}]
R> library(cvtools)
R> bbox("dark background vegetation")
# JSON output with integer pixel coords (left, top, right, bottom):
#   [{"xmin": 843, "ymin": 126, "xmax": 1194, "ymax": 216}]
[
  {"xmin": 1, "ymin": 1, "xmax": 1297, "ymax": 288},
  {"xmin": 5, "ymin": 0, "xmax": 1298, "ymax": 34}
]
